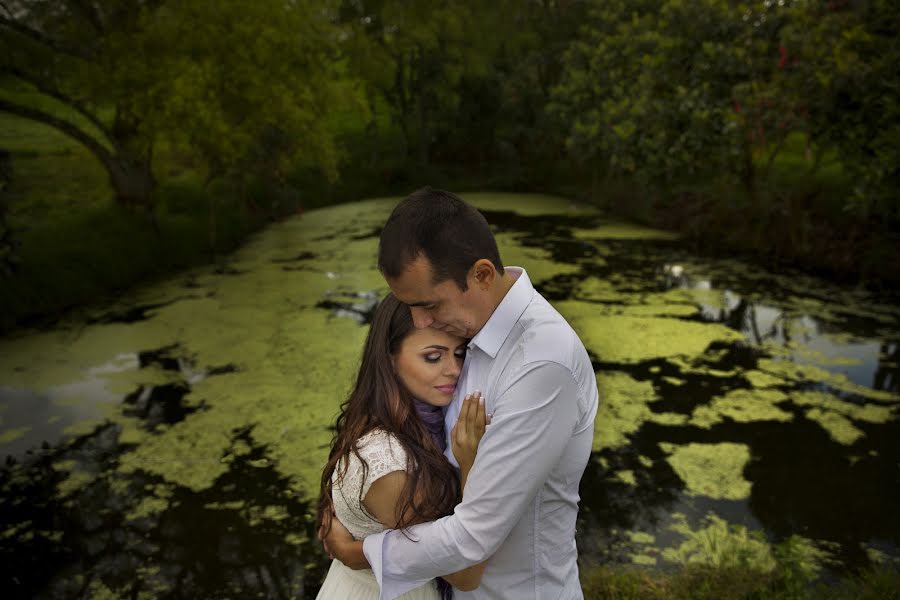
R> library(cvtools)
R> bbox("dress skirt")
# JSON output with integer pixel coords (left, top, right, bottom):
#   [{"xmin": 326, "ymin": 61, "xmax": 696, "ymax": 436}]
[{"xmin": 315, "ymin": 558, "xmax": 441, "ymax": 600}]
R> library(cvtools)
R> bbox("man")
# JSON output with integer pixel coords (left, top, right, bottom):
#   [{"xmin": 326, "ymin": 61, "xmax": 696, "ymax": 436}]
[{"xmin": 323, "ymin": 188, "xmax": 599, "ymax": 599}]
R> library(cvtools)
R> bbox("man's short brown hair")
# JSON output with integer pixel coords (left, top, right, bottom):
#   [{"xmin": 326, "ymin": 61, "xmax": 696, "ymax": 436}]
[{"xmin": 378, "ymin": 187, "xmax": 504, "ymax": 290}]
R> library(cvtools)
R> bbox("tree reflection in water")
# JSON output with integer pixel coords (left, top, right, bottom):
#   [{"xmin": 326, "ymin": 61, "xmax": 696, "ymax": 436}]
[{"xmin": 1, "ymin": 426, "xmax": 327, "ymax": 598}]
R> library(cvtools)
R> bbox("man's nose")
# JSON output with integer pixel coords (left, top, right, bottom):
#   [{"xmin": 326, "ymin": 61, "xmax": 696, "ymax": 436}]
[{"xmin": 410, "ymin": 306, "xmax": 433, "ymax": 329}]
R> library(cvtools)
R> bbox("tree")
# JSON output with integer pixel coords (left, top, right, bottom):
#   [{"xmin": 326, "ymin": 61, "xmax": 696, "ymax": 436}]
[
  {"xmin": 778, "ymin": 0, "xmax": 900, "ymax": 221},
  {"xmin": 440, "ymin": 0, "xmax": 590, "ymax": 175},
  {"xmin": 550, "ymin": 0, "xmax": 763, "ymax": 190},
  {"xmin": 337, "ymin": 0, "xmax": 493, "ymax": 167},
  {"xmin": 1, "ymin": 0, "xmax": 165, "ymax": 210},
  {"xmin": 1, "ymin": 0, "xmax": 346, "ymax": 213}
]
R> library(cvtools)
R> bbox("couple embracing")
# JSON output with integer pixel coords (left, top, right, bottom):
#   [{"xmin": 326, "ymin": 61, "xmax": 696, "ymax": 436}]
[{"xmin": 316, "ymin": 188, "xmax": 599, "ymax": 599}]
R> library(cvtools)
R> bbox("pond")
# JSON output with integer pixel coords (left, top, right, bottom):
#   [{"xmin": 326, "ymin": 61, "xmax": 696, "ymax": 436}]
[{"xmin": 1, "ymin": 193, "xmax": 898, "ymax": 597}]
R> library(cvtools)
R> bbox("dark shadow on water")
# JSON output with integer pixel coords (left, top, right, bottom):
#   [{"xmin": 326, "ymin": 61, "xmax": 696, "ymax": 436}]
[
  {"xmin": 0, "ymin": 427, "xmax": 328, "ymax": 599},
  {"xmin": 576, "ymin": 409, "xmax": 900, "ymax": 575},
  {"xmin": 271, "ymin": 251, "xmax": 317, "ymax": 264},
  {"xmin": 119, "ymin": 345, "xmax": 237, "ymax": 432},
  {"xmin": 315, "ymin": 290, "xmax": 379, "ymax": 325},
  {"xmin": 122, "ymin": 383, "xmax": 201, "ymax": 430},
  {"xmin": 86, "ymin": 301, "xmax": 174, "ymax": 325}
]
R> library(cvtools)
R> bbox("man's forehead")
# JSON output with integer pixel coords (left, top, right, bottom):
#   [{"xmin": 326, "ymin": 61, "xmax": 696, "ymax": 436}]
[{"xmin": 387, "ymin": 278, "xmax": 437, "ymax": 307}]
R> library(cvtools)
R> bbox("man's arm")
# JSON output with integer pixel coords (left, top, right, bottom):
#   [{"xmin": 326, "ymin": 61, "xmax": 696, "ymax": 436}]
[
  {"xmin": 364, "ymin": 362, "xmax": 581, "ymax": 599},
  {"xmin": 320, "ymin": 510, "xmax": 368, "ymax": 568},
  {"xmin": 324, "ymin": 393, "xmax": 489, "ymax": 588}
]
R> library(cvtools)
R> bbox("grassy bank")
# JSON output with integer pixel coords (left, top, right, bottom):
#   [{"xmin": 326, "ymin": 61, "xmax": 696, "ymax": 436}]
[
  {"xmin": 2, "ymin": 110, "xmax": 897, "ymax": 334},
  {"xmin": 580, "ymin": 563, "xmax": 900, "ymax": 600},
  {"xmin": 0, "ymin": 114, "xmax": 289, "ymax": 332},
  {"xmin": 578, "ymin": 522, "xmax": 900, "ymax": 600},
  {"xmin": 532, "ymin": 135, "xmax": 900, "ymax": 291}
]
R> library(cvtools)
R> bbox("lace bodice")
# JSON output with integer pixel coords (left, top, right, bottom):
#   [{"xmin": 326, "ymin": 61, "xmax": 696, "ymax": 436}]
[{"xmin": 332, "ymin": 429, "xmax": 410, "ymax": 540}]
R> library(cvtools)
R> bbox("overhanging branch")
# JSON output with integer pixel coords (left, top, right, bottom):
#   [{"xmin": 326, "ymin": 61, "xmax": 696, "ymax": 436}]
[
  {"xmin": 1, "ymin": 66, "xmax": 113, "ymax": 144},
  {"xmin": 0, "ymin": 15, "xmax": 95, "ymax": 59},
  {"xmin": 0, "ymin": 97, "xmax": 113, "ymax": 166}
]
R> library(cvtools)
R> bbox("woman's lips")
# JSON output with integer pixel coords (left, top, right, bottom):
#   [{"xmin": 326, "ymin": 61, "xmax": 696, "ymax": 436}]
[{"xmin": 435, "ymin": 384, "xmax": 457, "ymax": 395}]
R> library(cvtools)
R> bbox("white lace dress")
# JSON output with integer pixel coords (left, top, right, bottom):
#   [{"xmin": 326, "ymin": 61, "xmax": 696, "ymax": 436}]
[{"xmin": 315, "ymin": 429, "xmax": 441, "ymax": 600}]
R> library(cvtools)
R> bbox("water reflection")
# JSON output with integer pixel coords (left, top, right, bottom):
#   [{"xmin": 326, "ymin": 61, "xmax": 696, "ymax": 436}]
[
  {"xmin": 1, "ymin": 426, "xmax": 326, "ymax": 598},
  {"xmin": 478, "ymin": 209, "xmax": 899, "ymax": 573},
  {"xmin": 1, "ymin": 200, "xmax": 898, "ymax": 596}
]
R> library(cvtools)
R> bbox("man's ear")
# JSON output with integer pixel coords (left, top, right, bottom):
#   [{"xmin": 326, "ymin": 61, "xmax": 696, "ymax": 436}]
[{"xmin": 470, "ymin": 259, "xmax": 496, "ymax": 289}]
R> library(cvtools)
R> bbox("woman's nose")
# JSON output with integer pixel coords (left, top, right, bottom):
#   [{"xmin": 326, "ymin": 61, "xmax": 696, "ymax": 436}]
[{"xmin": 444, "ymin": 360, "xmax": 461, "ymax": 378}]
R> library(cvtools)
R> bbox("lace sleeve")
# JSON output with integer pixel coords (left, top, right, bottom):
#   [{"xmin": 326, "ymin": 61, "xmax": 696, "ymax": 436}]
[{"xmin": 356, "ymin": 429, "xmax": 410, "ymax": 500}]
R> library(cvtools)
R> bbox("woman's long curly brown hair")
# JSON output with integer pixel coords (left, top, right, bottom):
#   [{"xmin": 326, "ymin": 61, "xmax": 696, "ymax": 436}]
[{"xmin": 316, "ymin": 293, "xmax": 461, "ymax": 538}]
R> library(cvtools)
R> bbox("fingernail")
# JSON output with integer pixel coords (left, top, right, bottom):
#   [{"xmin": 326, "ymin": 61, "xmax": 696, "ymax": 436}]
[{"xmin": 479, "ymin": 397, "xmax": 484, "ymax": 405}]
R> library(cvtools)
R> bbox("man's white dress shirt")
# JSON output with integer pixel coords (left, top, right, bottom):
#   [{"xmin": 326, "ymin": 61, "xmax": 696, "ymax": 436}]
[{"xmin": 363, "ymin": 267, "xmax": 599, "ymax": 599}]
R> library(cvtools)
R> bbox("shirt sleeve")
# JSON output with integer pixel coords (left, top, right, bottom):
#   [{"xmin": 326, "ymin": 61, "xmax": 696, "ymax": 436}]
[{"xmin": 363, "ymin": 361, "xmax": 581, "ymax": 600}]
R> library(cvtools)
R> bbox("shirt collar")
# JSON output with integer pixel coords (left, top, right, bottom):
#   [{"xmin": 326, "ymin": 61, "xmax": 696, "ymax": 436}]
[{"xmin": 469, "ymin": 267, "xmax": 533, "ymax": 359}]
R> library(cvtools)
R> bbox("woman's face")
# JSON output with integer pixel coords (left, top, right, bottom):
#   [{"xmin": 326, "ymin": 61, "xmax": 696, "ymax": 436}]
[{"xmin": 393, "ymin": 327, "xmax": 467, "ymax": 407}]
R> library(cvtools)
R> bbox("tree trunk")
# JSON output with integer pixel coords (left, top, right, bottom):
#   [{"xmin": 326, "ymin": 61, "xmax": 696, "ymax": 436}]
[
  {"xmin": 0, "ymin": 98, "xmax": 155, "ymax": 211},
  {"xmin": 739, "ymin": 128, "xmax": 759, "ymax": 209},
  {"xmin": 106, "ymin": 155, "xmax": 155, "ymax": 211},
  {"xmin": 366, "ymin": 86, "xmax": 380, "ymax": 169},
  {"xmin": 417, "ymin": 100, "xmax": 429, "ymax": 168}
]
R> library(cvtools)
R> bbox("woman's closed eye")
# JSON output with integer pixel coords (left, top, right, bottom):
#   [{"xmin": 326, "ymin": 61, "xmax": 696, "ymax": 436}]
[{"xmin": 424, "ymin": 352, "xmax": 442, "ymax": 363}]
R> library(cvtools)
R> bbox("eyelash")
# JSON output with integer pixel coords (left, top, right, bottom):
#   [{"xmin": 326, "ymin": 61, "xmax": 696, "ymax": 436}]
[{"xmin": 424, "ymin": 349, "xmax": 466, "ymax": 363}]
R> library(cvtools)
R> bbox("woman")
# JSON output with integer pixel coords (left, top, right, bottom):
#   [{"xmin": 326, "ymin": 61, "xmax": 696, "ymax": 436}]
[{"xmin": 315, "ymin": 293, "xmax": 488, "ymax": 599}]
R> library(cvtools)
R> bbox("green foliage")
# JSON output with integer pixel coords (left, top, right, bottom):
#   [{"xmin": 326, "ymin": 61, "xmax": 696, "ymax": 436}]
[
  {"xmin": 550, "ymin": 0, "xmax": 765, "ymax": 186},
  {"xmin": 336, "ymin": 0, "xmax": 496, "ymax": 165},
  {"xmin": 581, "ymin": 557, "xmax": 899, "ymax": 600},
  {"xmin": 0, "ymin": 113, "xmax": 265, "ymax": 330},
  {"xmin": 156, "ymin": 0, "xmax": 346, "ymax": 184},
  {"xmin": 550, "ymin": 0, "xmax": 899, "ymax": 222},
  {"xmin": 776, "ymin": 0, "xmax": 900, "ymax": 220},
  {"xmin": 1, "ymin": 0, "xmax": 348, "ymax": 208}
]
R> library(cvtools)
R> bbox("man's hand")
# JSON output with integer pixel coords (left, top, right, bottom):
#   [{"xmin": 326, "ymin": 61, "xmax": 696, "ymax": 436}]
[{"xmin": 318, "ymin": 504, "xmax": 369, "ymax": 570}]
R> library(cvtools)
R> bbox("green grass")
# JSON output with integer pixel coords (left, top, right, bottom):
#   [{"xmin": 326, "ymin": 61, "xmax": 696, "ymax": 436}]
[
  {"xmin": 580, "ymin": 563, "xmax": 900, "ymax": 600},
  {"xmin": 0, "ymin": 112, "xmax": 268, "ymax": 331}
]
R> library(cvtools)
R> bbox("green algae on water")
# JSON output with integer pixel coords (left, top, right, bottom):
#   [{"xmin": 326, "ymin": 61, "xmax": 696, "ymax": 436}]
[
  {"xmin": 465, "ymin": 193, "xmax": 600, "ymax": 217},
  {"xmin": 572, "ymin": 221, "xmax": 679, "ymax": 241},
  {"xmin": 560, "ymin": 301, "xmax": 745, "ymax": 364},
  {"xmin": 0, "ymin": 425, "xmax": 30, "ymax": 444},
  {"xmin": 789, "ymin": 390, "xmax": 894, "ymax": 447},
  {"xmin": 663, "ymin": 442, "xmax": 752, "ymax": 500},
  {"xmin": 690, "ymin": 388, "xmax": 792, "ymax": 429},
  {"xmin": 615, "ymin": 470, "xmax": 637, "ymax": 486},
  {"xmin": 594, "ymin": 371, "xmax": 687, "ymax": 451}
]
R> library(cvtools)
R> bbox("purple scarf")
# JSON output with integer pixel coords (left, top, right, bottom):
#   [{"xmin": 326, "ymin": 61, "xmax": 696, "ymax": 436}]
[{"xmin": 414, "ymin": 399, "xmax": 446, "ymax": 452}]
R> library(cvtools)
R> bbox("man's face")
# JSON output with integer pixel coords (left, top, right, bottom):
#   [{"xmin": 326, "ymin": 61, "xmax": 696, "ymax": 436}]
[{"xmin": 387, "ymin": 256, "xmax": 485, "ymax": 338}]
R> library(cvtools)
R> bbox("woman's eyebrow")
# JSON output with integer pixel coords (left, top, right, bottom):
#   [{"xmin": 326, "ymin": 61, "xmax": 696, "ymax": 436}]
[{"xmin": 422, "ymin": 345, "xmax": 449, "ymax": 350}]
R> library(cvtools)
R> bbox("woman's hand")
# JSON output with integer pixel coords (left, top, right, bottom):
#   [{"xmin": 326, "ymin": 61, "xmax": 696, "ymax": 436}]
[{"xmin": 451, "ymin": 391, "xmax": 489, "ymax": 485}]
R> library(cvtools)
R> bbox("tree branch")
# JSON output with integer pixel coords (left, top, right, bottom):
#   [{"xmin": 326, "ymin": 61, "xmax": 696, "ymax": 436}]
[
  {"xmin": 0, "ymin": 15, "xmax": 94, "ymax": 59},
  {"xmin": 69, "ymin": 0, "xmax": 106, "ymax": 34},
  {"xmin": 0, "ymin": 97, "xmax": 113, "ymax": 167},
  {"xmin": 1, "ymin": 66, "xmax": 113, "ymax": 143}
]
